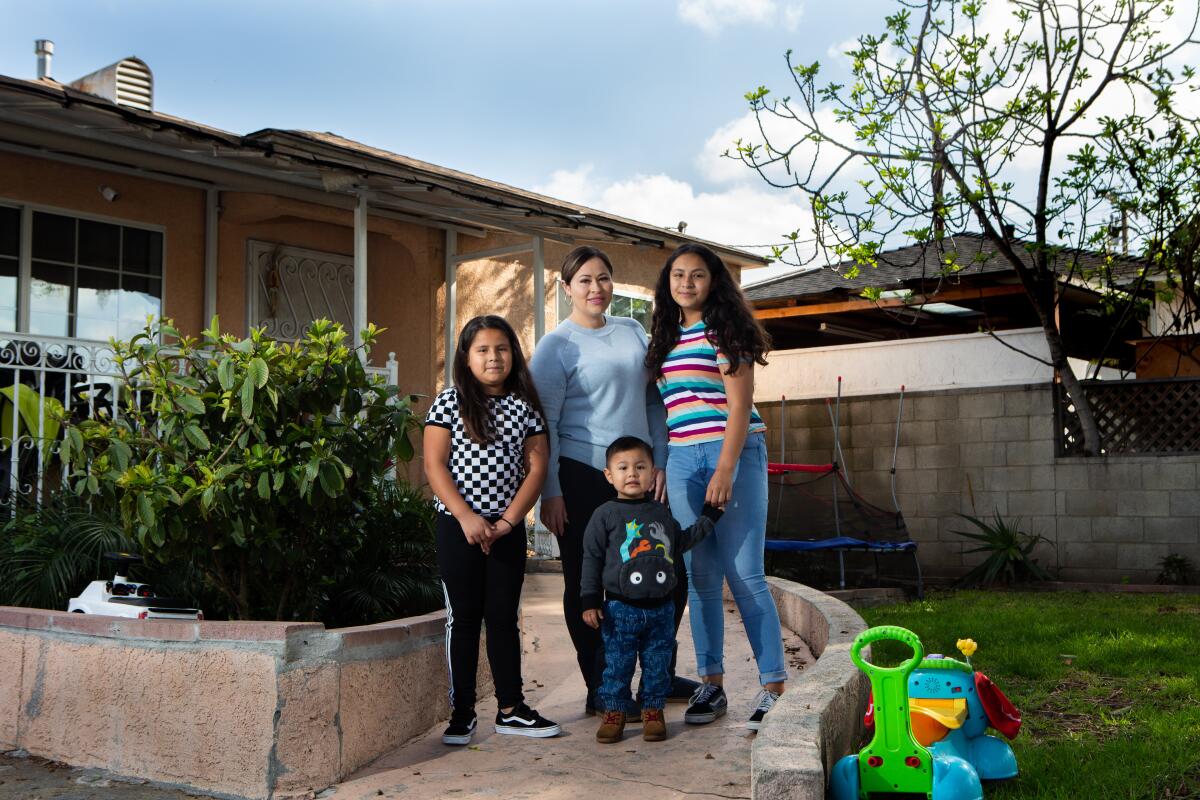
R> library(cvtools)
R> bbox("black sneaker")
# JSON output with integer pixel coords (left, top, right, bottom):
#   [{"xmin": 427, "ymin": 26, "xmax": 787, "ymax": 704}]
[
  {"xmin": 746, "ymin": 689, "xmax": 779, "ymax": 731},
  {"xmin": 495, "ymin": 703, "xmax": 562, "ymax": 737},
  {"xmin": 442, "ymin": 708, "xmax": 477, "ymax": 745},
  {"xmin": 683, "ymin": 683, "xmax": 728, "ymax": 725},
  {"xmin": 668, "ymin": 675, "xmax": 703, "ymax": 702}
]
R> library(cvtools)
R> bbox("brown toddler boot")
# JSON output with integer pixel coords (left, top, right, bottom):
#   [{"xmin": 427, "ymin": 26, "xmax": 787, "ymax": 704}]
[
  {"xmin": 642, "ymin": 708, "xmax": 667, "ymax": 741},
  {"xmin": 596, "ymin": 710, "xmax": 626, "ymax": 744}
]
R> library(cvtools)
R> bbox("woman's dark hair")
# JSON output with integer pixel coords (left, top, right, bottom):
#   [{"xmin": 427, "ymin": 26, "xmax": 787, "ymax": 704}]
[
  {"xmin": 560, "ymin": 245, "xmax": 614, "ymax": 284},
  {"xmin": 452, "ymin": 315, "xmax": 546, "ymax": 445},
  {"xmin": 645, "ymin": 243, "xmax": 771, "ymax": 375}
]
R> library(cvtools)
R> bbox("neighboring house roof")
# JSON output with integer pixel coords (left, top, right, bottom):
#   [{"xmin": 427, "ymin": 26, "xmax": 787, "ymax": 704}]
[
  {"xmin": 744, "ymin": 232, "xmax": 1145, "ymax": 302},
  {"xmin": 0, "ymin": 74, "xmax": 766, "ymax": 268}
]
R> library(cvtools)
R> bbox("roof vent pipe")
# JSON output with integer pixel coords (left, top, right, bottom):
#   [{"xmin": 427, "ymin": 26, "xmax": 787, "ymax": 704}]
[{"xmin": 35, "ymin": 39, "xmax": 54, "ymax": 80}]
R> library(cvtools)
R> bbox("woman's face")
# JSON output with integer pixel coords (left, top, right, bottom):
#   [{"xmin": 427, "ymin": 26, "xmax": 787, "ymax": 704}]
[
  {"xmin": 465, "ymin": 327, "xmax": 512, "ymax": 395},
  {"xmin": 563, "ymin": 257, "xmax": 614, "ymax": 319},
  {"xmin": 669, "ymin": 253, "xmax": 712, "ymax": 316}
]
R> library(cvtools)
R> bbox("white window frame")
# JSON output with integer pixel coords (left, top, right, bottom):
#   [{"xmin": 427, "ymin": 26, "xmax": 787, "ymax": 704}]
[
  {"xmin": 555, "ymin": 281, "xmax": 653, "ymax": 332},
  {"xmin": 0, "ymin": 198, "xmax": 167, "ymax": 340}
]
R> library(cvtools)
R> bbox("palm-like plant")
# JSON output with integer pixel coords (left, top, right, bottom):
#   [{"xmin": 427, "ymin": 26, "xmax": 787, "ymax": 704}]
[
  {"xmin": 952, "ymin": 512, "xmax": 1053, "ymax": 587},
  {"xmin": 0, "ymin": 495, "xmax": 133, "ymax": 610}
]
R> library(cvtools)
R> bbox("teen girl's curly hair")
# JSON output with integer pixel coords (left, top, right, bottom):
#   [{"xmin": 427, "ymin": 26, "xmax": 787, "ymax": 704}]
[
  {"xmin": 644, "ymin": 243, "xmax": 771, "ymax": 376},
  {"xmin": 452, "ymin": 315, "xmax": 546, "ymax": 444}
]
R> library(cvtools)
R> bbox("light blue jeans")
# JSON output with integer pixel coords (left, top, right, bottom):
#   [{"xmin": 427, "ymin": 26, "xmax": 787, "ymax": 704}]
[{"xmin": 667, "ymin": 433, "xmax": 787, "ymax": 685}]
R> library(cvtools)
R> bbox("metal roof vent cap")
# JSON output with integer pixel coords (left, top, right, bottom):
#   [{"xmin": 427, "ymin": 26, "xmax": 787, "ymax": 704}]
[{"xmin": 68, "ymin": 57, "xmax": 153, "ymax": 112}]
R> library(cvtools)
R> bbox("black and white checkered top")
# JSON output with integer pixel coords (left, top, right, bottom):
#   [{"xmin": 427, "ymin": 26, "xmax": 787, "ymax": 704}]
[{"xmin": 425, "ymin": 388, "xmax": 547, "ymax": 517}]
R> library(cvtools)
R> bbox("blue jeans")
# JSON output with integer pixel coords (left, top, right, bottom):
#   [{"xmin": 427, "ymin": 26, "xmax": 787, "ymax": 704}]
[
  {"xmin": 598, "ymin": 599, "xmax": 675, "ymax": 712},
  {"xmin": 667, "ymin": 433, "xmax": 787, "ymax": 685}
]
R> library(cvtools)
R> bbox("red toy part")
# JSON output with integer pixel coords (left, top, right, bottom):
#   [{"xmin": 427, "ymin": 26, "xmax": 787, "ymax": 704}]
[
  {"xmin": 864, "ymin": 690, "xmax": 875, "ymax": 730},
  {"xmin": 975, "ymin": 671, "xmax": 1021, "ymax": 739}
]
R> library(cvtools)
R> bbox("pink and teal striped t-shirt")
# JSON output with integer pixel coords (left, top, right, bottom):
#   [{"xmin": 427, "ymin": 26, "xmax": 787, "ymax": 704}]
[{"xmin": 657, "ymin": 322, "xmax": 767, "ymax": 445}]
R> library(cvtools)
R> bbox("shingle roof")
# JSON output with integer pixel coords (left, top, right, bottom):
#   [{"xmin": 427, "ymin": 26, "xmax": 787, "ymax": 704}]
[{"xmin": 744, "ymin": 232, "xmax": 1147, "ymax": 301}]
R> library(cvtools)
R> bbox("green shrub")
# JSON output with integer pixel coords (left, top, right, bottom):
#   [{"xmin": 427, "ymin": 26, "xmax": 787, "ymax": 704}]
[
  {"xmin": 57, "ymin": 317, "xmax": 425, "ymax": 621},
  {"xmin": 0, "ymin": 493, "xmax": 132, "ymax": 610}
]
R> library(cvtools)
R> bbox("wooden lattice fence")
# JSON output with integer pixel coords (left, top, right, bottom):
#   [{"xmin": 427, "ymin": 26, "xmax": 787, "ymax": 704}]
[{"xmin": 1056, "ymin": 377, "xmax": 1200, "ymax": 456}]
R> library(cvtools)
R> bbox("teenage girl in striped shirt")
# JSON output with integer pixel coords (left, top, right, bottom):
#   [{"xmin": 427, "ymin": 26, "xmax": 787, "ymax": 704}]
[{"xmin": 645, "ymin": 243, "xmax": 787, "ymax": 730}]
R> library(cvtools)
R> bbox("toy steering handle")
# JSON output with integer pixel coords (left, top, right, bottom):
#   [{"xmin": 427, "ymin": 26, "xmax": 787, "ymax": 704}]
[{"xmin": 850, "ymin": 625, "xmax": 924, "ymax": 675}]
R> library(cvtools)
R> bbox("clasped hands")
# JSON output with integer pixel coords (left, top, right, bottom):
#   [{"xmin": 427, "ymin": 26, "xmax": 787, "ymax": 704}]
[{"xmin": 460, "ymin": 513, "xmax": 516, "ymax": 554}]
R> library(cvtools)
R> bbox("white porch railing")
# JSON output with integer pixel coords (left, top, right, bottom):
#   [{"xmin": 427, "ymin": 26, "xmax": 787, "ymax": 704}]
[{"xmin": 0, "ymin": 331, "xmax": 399, "ymax": 507}]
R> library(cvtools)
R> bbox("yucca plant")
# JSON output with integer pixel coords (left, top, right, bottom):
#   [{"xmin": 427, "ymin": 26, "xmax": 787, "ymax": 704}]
[{"xmin": 952, "ymin": 511, "xmax": 1053, "ymax": 587}]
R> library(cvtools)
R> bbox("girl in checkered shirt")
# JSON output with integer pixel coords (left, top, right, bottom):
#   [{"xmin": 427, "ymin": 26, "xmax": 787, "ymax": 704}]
[{"xmin": 424, "ymin": 315, "xmax": 562, "ymax": 745}]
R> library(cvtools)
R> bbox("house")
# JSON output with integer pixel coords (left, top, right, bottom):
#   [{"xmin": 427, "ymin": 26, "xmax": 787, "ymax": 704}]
[
  {"xmin": 741, "ymin": 234, "xmax": 1200, "ymax": 585},
  {"xmin": 0, "ymin": 48, "xmax": 765, "ymax": 499},
  {"xmin": 742, "ymin": 232, "xmax": 1146, "ymax": 402}
]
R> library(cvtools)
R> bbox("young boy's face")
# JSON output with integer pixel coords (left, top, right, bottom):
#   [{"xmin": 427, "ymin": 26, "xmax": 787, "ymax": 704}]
[{"xmin": 604, "ymin": 447, "xmax": 653, "ymax": 499}]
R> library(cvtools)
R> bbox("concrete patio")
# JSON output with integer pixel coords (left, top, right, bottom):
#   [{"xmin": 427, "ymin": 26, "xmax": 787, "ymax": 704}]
[{"xmin": 327, "ymin": 573, "xmax": 815, "ymax": 800}]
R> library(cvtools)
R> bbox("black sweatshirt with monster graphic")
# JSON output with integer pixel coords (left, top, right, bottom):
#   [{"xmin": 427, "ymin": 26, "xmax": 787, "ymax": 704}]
[{"xmin": 581, "ymin": 497, "xmax": 723, "ymax": 611}]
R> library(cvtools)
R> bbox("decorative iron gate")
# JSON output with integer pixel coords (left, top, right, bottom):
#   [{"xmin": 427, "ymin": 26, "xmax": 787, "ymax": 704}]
[{"xmin": 247, "ymin": 241, "xmax": 354, "ymax": 339}]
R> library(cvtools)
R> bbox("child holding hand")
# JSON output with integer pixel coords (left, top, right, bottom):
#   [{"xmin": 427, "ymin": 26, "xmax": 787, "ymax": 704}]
[
  {"xmin": 424, "ymin": 315, "xmax": 561, "ymax": 746},
  {"xmin": 581, "ymin": 436, "xmax": 722, "ymax": 743}
]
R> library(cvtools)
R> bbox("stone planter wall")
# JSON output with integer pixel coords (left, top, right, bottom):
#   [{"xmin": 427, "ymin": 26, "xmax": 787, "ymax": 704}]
[
  {"xmin": 0, "ymin": 606, "xmax": 482, "ymax": 799},
  {"xmin": 751, "ymin": 577, "xmax": 868, "ymax": 800}
]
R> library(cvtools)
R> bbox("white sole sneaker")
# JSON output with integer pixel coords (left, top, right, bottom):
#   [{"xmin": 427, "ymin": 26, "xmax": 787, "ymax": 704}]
[
  {"xmin": 683, "ymin": 706, "xmax": 727, "ymax": 725},
  {"xmin": 494, "ymin": 722, "xmax": 562, "ymax": 737},
  {"xmin": 442, "ymin": 718, "xmax": 477, "ymax": 745}
]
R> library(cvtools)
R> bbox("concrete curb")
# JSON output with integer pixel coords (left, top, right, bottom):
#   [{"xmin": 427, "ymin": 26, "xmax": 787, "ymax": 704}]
[{"xmin": 751, "ymin": 578, "xmax": 869, "ymax": 800}]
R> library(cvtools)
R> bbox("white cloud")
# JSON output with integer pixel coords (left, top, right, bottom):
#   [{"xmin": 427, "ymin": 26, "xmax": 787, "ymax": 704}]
[
  {"xmin": 678, "ymin": 0, "xmax": 803, "ymax": 34},
  {"xmin": 533, "ymin": 165, "xmax": 812, "ymax": 257}
]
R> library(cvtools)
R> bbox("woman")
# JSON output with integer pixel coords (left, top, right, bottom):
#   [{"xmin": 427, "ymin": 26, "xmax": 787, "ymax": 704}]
[
  {"xmin": 530, "ymin": 245, "xmax": 694, "ymax": 714},
  {"xmin": 645, "ymin": 242, "xmax": 786, "ymax": 731}
]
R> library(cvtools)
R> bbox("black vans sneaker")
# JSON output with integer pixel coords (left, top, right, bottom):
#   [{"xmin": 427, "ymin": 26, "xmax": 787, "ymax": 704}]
[
  {"xmin": 746, "ymin": 689, "xmax": 779, "ymax": 731},
  {"xmin": 495, "ymin": 703, "xmax": 562, "ymax": 737},
  {"xmin": 683, "ymin": 683, "xmax": 728, "ymax": 724},
  {"xmin": 442, "ymin": 708, "xmax": 477, "ymax": 746}
]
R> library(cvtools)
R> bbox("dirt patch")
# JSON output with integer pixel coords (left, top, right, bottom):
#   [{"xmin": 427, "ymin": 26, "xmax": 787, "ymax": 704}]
[
  {"xmin": 1024, "ymin": 673, "xmax": 1137, "ymax": 741},
  {"xmin": 0, "ymin": 752, "xmax": 192, "ymax": 800}
]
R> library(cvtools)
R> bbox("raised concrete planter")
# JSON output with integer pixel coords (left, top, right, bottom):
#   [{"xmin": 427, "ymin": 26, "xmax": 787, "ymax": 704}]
[
  {"xmin": 752, "ymin": 577, "xmax": 869, "ymax": 800},
  {"xmin": 0, "ymin": 606, "xmax": 482, "ymax": 799}
]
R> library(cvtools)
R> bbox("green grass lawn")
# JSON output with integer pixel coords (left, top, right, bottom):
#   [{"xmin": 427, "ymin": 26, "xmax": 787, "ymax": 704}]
[{"xmin": 859, "ymin": 591, "xmax": 1200, "ymax": 800}]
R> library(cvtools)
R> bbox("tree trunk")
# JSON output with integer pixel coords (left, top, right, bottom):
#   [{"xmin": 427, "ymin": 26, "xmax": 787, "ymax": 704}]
[{"xmin": 1041, "ymin": 322, "xmax": 1103, "ymax": 456}]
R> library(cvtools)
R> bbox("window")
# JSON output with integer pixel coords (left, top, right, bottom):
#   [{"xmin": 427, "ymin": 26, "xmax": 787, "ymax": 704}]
[
  {"xmin": 0, "ymin": 208, "xmax": 165, "ymax": 341},
  {"xmin": 556, "ymin": 282, "xmax": 652, "ymax": 333}
]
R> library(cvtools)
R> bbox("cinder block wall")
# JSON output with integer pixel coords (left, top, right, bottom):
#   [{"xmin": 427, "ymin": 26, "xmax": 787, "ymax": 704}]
[{"xmin": 757, "ymin": 383, "xmax": 1200, "ymax": 584}]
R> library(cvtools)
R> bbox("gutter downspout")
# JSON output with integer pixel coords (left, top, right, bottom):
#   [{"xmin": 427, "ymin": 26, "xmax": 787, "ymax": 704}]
[{"xmin": 353, "ymin": 191, "xmax": 368, "ymax": 355}]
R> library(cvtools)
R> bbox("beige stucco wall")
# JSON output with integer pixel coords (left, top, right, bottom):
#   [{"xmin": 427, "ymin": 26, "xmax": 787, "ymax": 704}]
[
  {"xmin": 0, "ymin": 151, "xmax": 207, "ymax": 336},
  {"xmin": 0, "ymin": 606, "xmax": 484, "ymax": 800}
]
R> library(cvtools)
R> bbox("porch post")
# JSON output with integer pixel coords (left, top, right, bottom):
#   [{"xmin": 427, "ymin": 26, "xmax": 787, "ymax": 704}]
[
  {"xmin": 353, "ymin": 191, "xmax": 368, "ymax": 352},
  {"xmin": 444, "ymin": 229, "xmax": 457, "ymax": 388},
  {"xmin": 203, "ymin": 189, "xmax": 219, "ymax": 326},
  {"xmin": 533, "ymin": 235, "xmax": 545, "ymax": 343}
]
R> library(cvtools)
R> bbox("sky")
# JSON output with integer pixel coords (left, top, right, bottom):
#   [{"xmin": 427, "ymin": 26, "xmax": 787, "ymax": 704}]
[{"xmin": 0, "ymin": 0, "xmax": 899, "ymax": 283}]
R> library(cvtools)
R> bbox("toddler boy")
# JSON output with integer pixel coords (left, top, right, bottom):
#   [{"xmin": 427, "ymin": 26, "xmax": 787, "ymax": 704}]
[{"xmin": 581, "ymin": 435, "xmax": 722, "ymax": 743}]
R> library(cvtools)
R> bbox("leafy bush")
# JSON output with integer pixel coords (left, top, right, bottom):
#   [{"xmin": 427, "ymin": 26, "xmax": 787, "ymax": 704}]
[
  {"xmin": 0, "ymin": 493, "xmax": 132, "ymax": 610},
  {"xmin": 58, "ymin": 317, "xmax": 426, "ymax": 621},
  {"xmin": 952, "ymin": 511, "xmax": 1053, "ymax": 587}
]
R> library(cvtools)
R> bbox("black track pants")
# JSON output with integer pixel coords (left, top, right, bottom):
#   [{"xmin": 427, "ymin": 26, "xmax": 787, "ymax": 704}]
[{"xmin": 437, "ymin": 513, "xmax": 526, "ymax": 711}]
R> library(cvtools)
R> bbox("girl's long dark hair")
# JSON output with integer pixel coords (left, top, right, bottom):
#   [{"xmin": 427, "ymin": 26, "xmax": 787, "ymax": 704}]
[
  {"xmin": 645, "ymin": 243, "xmax": 771, "ymax": 375},
  {"xmin": 452, "ymin": 315, "xmax": 546, "ymax": 445}
]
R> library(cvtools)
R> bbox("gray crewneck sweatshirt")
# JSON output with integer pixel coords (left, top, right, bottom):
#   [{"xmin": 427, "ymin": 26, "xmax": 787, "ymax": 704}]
[{"xmin": 529, "ymin": 316, "xmax": 668, "ymax": 498}]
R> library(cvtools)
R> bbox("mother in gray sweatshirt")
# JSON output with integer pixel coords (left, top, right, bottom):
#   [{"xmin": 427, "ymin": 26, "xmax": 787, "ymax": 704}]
[{"xmin": 530, "ymin": 245, "xmax": 688, "ymax": 713}]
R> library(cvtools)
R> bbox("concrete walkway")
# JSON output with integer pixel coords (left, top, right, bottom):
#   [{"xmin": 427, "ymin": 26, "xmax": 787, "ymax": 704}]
[{"xmin": 329, "ymin": 573, "xmax": 812, "ymax": 799}]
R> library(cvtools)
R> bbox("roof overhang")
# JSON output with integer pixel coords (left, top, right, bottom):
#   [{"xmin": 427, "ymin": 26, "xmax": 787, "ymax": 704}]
[{"xmin": 0, "ymin": 75, "xmax": 766, "ymax": 267}]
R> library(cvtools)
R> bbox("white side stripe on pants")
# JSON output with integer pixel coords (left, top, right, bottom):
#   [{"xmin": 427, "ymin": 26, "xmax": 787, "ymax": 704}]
[{"xmin": 441, "ymin": 581, "xmax": 455, "ymax": 708}]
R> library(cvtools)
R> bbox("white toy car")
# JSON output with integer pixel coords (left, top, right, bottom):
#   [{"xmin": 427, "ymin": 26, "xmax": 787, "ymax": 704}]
[{"xmin": 68, "ymin": 552, "xmax": 203, "ymax": 620}]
